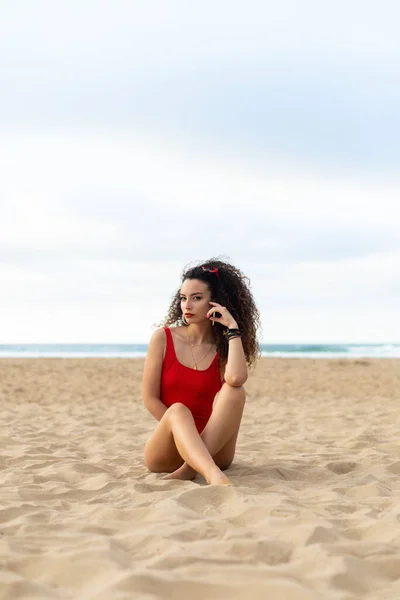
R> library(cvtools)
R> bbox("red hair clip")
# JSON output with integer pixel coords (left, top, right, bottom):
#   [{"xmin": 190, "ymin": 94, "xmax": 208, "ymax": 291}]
[{"xmin": 202, "ymin": 266, "xmax": 219, "ymax": 278}]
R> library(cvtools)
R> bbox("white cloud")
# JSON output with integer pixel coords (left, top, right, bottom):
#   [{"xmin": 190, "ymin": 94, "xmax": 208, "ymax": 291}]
[
  {"xmin": 0, "ymin": 1, "xmax": 399, "ymax": 343},
  {"xmin": 0, "ymin": 129, "xmax": 399, "ymax": 342},
  {"xmin": 1, "ymin": 1, "xmax": 398, "ymax": 177},
  {"xmin": 1, "ymin": 1, "xmax": 399, "ymax": 71}
]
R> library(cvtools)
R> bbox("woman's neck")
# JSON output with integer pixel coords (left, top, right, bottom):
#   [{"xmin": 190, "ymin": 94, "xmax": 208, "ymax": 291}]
[{"xmin": 185, "ymin": 323, "xmax": 214, "ymax": 345}]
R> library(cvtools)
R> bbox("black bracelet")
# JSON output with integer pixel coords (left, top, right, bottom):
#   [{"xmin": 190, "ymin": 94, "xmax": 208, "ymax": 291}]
[{"xmin": 223, "ymin": 328, "xmax": 241, "ymax": 340}]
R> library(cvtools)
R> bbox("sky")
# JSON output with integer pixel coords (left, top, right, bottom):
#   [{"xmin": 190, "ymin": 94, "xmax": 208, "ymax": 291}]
[{"xmin": 1, "ymin": 0, "xmax": 399, "ymax": 344}]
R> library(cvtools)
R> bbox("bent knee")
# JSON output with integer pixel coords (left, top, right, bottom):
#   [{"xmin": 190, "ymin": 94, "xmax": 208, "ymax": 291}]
[
  {"xmin": 221, "ymin": 382, "xmax": 246, "ymax": 403},
  {"xmin": 143, "ymin": 443, "xmax": 183, "ymax": 473},
  {"xmin": 144, "ymin": 458, "xmax": 182, "ymax": 473},
  {"xmin": 165, "ymin": 402, "xmax": 192, "ymax": 417},
  {"xmin": 144, "ymin": 456, "xmax": 160, "ymax": 472}
]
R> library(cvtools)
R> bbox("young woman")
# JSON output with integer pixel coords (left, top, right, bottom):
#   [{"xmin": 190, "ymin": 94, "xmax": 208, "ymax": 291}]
[{"xmin": 142, "ymin": 258, "xmax": 261, "ymax": 485}]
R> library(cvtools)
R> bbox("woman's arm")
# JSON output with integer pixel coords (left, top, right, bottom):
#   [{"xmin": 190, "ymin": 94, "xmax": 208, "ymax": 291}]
[
  {"xmin": 142, "ymin": 328, "xmax": 168, "ymax": 421},
  {"xmin": 223, "ymin": 335, "xmax": 248, "ymax": 387},
  {"xmin": 207, "ymin": 302, "xmax": 248, "ymax": 387}
]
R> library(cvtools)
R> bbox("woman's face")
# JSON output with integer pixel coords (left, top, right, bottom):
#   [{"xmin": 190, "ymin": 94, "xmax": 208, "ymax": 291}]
[{"xmin": 179, "ymin": 278, "xmax": 212, "ymax": 324}]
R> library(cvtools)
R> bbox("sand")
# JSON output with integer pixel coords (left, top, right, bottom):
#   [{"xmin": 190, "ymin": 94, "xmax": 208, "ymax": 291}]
[{"xmin": 1, "ymin": 357, "xmax": 400, "ymax": 600}]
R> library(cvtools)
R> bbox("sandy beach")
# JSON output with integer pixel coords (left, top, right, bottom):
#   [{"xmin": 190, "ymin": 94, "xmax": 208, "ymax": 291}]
[{"xmin": 1, "ymin": 357, "xmax": 400, "ymax": 599}]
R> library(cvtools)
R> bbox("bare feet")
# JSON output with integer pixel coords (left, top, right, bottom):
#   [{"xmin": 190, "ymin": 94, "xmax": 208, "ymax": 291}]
[
  {"xmin": 164, "ymin": 464, "xmax": 233, "ymax": 486},
  {"xmin": 164, "ymin": 463, "xmax": 197, "ymax": 481},
  {"xmin": 206, "ymin": 466, "xmax": 233, "ymax": 486}
]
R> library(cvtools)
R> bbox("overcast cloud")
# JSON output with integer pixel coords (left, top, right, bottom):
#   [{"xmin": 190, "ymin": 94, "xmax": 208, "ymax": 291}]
[{"xmin": 1, "ymin": 1, "xmax": 399, "ymax": 343}]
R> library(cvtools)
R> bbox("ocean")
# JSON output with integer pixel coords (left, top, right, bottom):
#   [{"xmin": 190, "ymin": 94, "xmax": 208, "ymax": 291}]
[{"xmin": 0, "ymin": 343, "xmax": 399, "ymax": 358}]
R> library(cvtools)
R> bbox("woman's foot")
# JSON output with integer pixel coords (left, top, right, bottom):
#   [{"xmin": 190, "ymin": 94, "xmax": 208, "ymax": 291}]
[
  {"xmin": 206, "ymin": 465, "xmax": 233, "ymax": 486},
  {"xmin": 164, "ymin": 463, "xmax": 197, "ymax": 481}
]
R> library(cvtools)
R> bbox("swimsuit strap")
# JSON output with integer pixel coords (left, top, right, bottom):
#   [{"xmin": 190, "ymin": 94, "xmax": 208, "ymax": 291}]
[{"xmin": 163, "ymin": 327, "xmax": 175, "ymax": 371}]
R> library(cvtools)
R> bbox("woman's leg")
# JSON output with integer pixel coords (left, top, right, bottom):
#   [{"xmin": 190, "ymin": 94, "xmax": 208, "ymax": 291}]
[
  {"xmin": 144, "ymin": 403, "xmax": 231, "ymax": 485},
  {"xmin": 165, "ymin": 383, "xmax": 246, "ymax": 480},
  {"xmin": 202, "ymin": 383, "xmax": 246, "ymax": 459}
]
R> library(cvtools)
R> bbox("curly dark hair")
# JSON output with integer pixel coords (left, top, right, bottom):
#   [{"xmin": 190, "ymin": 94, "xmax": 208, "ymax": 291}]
[{"xmin": 160, "ymin": 256, "xmax": 262, "ymax": 369}]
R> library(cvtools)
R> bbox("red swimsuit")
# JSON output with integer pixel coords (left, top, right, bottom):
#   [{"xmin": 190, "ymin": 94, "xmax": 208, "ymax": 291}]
[{"xmin": 160, "ymin": 327, "xmax": 223, "ymax": 433}]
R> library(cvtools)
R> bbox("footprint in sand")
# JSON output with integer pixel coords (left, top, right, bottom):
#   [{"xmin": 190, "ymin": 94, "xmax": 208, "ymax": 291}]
[{"xmin": 327, "ymin": 461, "xmax": 358, "ymax": 475}]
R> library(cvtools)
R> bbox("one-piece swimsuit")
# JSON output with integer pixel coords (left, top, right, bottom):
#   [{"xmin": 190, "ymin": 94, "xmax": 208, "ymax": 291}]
[{"xmin": 160, "ymin": 326, "xmax": 223, "ymax": 433}]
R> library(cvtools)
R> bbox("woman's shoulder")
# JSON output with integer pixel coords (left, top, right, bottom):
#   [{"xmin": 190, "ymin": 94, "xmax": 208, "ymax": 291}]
[
  {"xmin": 150, "ymin": 326, "xmax": 167, "ymax": 337},
  {"xmin": 148, "ymin": 327, "xmax": 167, "ymax": 347},
  {"xmin": 149, "ymin": 325, "xmax": 185, "ymax": 342},
  {"xmin": 168, "ymin": 325, "xmax": 187, "ymax": 341},
  {"xmin": 148, "ymin": 327, "xmax": 170, "ymax": 361}
]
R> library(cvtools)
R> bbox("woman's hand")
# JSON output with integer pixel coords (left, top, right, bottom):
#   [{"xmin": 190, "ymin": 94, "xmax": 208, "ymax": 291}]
[{"xmin": 207, "ymin": 301, "xmax": 238, "ymax": 329}]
